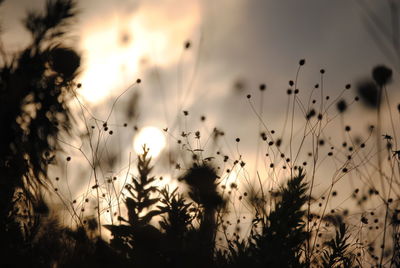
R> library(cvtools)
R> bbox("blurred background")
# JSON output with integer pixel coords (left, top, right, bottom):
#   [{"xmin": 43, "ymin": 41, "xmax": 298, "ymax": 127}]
[{"xmin": 2, "ymin": 0, "xmax": 399, "ymax": 226}]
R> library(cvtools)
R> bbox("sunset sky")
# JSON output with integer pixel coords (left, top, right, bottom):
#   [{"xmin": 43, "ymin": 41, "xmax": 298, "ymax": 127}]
[{"xmin": 1, "ymin": 0, "xmax": 398, "ymax": 223}]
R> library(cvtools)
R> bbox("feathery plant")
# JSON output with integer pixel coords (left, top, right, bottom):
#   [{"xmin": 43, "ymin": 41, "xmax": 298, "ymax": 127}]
[
  {"xmin": 2, "ymin": 1, "xmax": 400, "ymax": 267},
  {"xmin": 230, "ymin": 167, "xmax": 309, "ymax": 267},
  {"xmin": 259, "ymin": 167, "xmax": 308, "ymax": 267},
  {"xmin": 119, "ymin": 146, "xmax": 161, "ymax": 227},
  {"xmin": 320, "ymin": 220, "xmax": 358, "ymax": 268},
  {"xmin": 157, "ymin": 185, "xmax": 196, "ymax": 266},
  {"xmin": 158, "ymin": 186, "xmax": 194, "ymax": 237},
  {"xmin": 104, "ymin": 146, "xmax": 163, "ymax": 266}
]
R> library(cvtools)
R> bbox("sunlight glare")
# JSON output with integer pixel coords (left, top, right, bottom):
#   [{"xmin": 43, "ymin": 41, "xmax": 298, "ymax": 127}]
[
  {"xmin": 133, "ymin": 126, "xmax": 166, "ymax": 158},
  {"xmin": 78, "ymin": 2, "xmax": 201, "ymax": 104}
]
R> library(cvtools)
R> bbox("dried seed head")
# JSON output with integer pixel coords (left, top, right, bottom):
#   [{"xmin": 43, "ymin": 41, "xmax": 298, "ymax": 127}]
[{"xmin": 372, "ymin": 65, "xmax": 392, "ymax": 86}]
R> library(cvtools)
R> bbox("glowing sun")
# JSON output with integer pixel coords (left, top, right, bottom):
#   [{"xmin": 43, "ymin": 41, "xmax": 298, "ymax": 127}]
[{"xmin": 133, "ymin": 126, "xmax": 166, "ymax": 157}]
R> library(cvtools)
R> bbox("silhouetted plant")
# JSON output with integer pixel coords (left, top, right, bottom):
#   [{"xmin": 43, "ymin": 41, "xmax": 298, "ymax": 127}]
[
  {"xmin": 356, "ymin": 80, "xmax": 380, "ymax": 109},
  {"xmin": 104, "ymin": 146, "xmax": 164, "ymax": 267},
  {"xmin": 320, "ymin": 221, "xmax": 358, "ymax": 268},
  {"xmin": 253, "ymin": 167, "xmax": 308, "ymax": 267},
  {"xmin": 1, "ymin": 1, "xmax": 400, "ymax": 267},
  {"xmin": 391, "ymin": 209, "xmax": 400, "ymax": 267},
  {"xmin": 157, "ymin": 186, "xmax": 198, "ymax": 267},
  {"xmin": 0, "ymin": 0, "xmax": 80, "ymax": 265},
  {"xmin": 158, "ymin": 186, "xmax": 194, "ymax": 238},
  {"xmin": 221, "ymin": 168, "xmax": 308, "ymax": 268},
  {"xmin": 181, "ymin": 162, "xmax": 225, "ymax": 267},
  {"xmin": 372, "ymin": 65, "xmax": 393, "ymax": 87}
]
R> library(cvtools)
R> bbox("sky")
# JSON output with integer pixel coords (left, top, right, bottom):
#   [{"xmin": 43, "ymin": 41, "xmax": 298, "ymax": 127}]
[{"xmin": 1, "ymin": 0, "xmax": 399, "ymax": 227}]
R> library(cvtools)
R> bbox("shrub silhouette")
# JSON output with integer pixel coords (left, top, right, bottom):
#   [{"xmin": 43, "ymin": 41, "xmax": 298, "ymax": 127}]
[
  {"xmin": 104, "ymin": 147, "xmax": 164, "ymax": 267},
  {"xmin": 255, "ymin": 168, "xmax": 308, "ymax": 267},
  {"xmin": 219, "ymin": 168, "xmax": 309, "ymax": 268},
  {"xmin": 1, "ymin": 1, "xmax": 400, "ymax": 267},
  {"xmin": 104, "ymin": 155, "xmax": 312, "ymax": 268},
  {"xmin": 0, "ymin": 0, "xmax": 82, "ymax": 265},
  {"xmin": 320, "ymin": 220, "xmax": 357, "ymax": 268},
  {"xmin": 104, "ymin": 149, "xmax": 225, "ymax": 268},
  {"xmin": 157, "ymin": 186, "xmax": 196, "ymax": 267}
]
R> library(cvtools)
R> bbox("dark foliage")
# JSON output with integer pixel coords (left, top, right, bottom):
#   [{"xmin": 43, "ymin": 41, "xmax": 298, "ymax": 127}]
[
  {"xmin": 105, "ymin": 151, "xmax": 226, "ymax": 268},
  {"xmin": 356, "ymin": 65, "xmax": 393, "ymax": 109},
  {"xmin": 104, "ymin": 157, "xmax": 311, "ymax": 268},
  {"xmin": 356, "ymin": 80, "xmax": 380, "ymax": 109},
  {"xmin": 320, "ymin": 221, "xmax": 358, "ymax": 268},
  {"xmin": 250, "ymin": 168, "xmax": 308, "ymax": 268},
  {"xmin": 391, "ymin": 210, "xmax": 400, "ymax": 267},
  {"xmin": 104, "ymin": 147, "xmax": 164, "ymax": 267},
  {"xmin": 181, "ymin": 163, "xmax": 223, "ymax": 209},
  {"xmin": 372, "ymin": 65, "xmax": 392, "ymax": 87},
  {"xmin": 0, "ymin": 0, "xmax": 82, "ymax": 266},
  {"xmin": 0, "ymin": 1, "xmax": 398, "ymax": 268}
]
